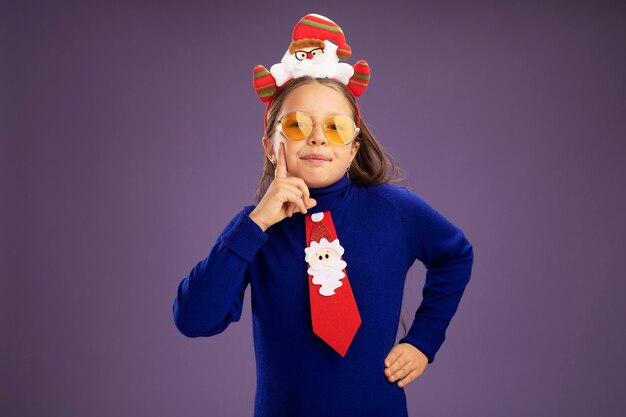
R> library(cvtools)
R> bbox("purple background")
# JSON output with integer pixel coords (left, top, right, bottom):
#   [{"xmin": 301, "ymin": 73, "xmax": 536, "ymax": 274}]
[{"xmin": 3, "ymin": 1, "xmax": 626, "ymax": 416}]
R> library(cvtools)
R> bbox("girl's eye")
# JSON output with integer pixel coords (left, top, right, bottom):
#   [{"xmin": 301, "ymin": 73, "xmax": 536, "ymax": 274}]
[{"xmin": 328, "ymin": 124, "xmax": 338, "ymax": 130}]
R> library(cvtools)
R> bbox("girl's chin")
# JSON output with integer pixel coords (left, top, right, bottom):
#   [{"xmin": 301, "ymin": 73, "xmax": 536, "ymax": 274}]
[{"xmin": 300, "ymin": 174, "xmax": 337, "ymax": 188}]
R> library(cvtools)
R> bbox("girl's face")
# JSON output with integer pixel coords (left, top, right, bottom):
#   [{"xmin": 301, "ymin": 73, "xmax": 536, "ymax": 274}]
[{"xmin": 262, "ymin": 83, "xmax": 360, "ymax": 188}]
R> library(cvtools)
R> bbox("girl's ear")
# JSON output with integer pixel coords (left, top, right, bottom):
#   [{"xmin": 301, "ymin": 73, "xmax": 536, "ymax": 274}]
[
  {"xmin": 261, "ymin": 136, "xmax": 275, "ymax": 163},
  {"xmin": 350, "ymin": 141, "xmax": 360, "ymax": 160}
]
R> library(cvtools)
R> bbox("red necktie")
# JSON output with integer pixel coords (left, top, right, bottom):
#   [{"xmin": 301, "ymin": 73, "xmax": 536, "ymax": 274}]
[{"xmin": 304, "ymin": 210, "xmax": 361, "ymax": 357}]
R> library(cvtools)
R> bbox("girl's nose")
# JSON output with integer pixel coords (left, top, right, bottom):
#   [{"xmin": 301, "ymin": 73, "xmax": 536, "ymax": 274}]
[
  {"xmin": 306, "ymin": 53, "xmax": 313, "ymax": 60},
  {"xmin": 307, "ymin": 120, "xmax": 327, "ymax": 145}
]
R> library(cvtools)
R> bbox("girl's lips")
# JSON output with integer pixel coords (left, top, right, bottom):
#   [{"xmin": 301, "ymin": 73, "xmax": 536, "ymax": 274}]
[
  {"xmin": 302, "ymin": 157, "xmax": 330, "ymax": 164},
  {"xmin": 302, "ymin": 154, "xmax": 330, "ymax": 161}
]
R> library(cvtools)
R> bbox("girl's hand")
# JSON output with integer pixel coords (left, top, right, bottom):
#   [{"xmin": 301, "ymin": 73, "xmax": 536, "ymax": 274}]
[
  {"xmin": 384, "ymin": 343, "xmax": 429, "ymax": 388},
  {"xmin": 249, "ymin": 142, "xmax": 317, "ymax": 231}
]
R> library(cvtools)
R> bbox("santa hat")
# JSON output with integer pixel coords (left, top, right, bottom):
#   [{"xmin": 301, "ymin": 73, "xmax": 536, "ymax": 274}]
[
  {"xmin": 291, "ymin": 14, "xmax": 352, "ymax": 61},
  {"xmin": 311, "ymin": 210, "xmax": 339, "ymax": 240}
]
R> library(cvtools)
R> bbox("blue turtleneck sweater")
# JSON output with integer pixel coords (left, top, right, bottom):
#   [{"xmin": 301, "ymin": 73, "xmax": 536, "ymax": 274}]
[{"xmin": 173, "ymin": 174, "xmax": 474, "ymax": 417}]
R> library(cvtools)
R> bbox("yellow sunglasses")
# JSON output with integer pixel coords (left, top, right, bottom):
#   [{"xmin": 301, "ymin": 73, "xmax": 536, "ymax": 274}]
[{"xmin": 271, "ymin": 111, "xmax": 360, "ymax": 145}]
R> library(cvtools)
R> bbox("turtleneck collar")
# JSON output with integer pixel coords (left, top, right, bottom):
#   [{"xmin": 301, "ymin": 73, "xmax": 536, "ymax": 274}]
[{"xmin": 307, "ymin": 173, "xmax": 352, "ymax": 214}]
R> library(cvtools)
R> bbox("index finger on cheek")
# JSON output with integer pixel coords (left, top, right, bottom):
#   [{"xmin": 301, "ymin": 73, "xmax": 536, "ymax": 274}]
[{"xmin": 274, "ymin": 141, "xmax": 287, "ymax": 178}]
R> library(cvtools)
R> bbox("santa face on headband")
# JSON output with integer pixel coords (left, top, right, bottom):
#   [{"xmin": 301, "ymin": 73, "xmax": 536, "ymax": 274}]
[
  {"xmin": 252, "ymin": 14, "xmax": 371, "ymax": 102},
  {"xmin": 270, "ymin": 39, "xmax": 355, "ymax": 87}
]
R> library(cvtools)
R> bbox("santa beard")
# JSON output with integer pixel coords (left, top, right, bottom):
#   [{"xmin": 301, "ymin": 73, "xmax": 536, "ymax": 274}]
[
  {"xmin": 291, "ymin": 58, "xmax": 315, "ymax": 78},
  {"xmin": 307, "ymin": 258, "xmax": 348, "ymax": 296},
  {"xmin": 285, "ymin": 51, "xmax": 335, "ymax": 78}
]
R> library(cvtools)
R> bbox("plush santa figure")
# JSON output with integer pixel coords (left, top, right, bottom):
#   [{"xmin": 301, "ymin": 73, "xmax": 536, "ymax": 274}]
[{"xmin": 253, "ymin": 13, "xmax": 371, "ymax": 101}]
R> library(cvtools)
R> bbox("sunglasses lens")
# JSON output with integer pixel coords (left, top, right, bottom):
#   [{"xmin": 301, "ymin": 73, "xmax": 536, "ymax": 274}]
[
  {"xmin": 280, "ymin": 111, "xmax": 312, "ymax": 141},
  {"xmin": 325, "ymin": 115, "xmax": 357, "ymax": 144}
]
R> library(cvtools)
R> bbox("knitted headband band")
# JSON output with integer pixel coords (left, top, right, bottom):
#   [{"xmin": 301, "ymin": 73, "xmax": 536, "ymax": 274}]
[{"xmin": 252, "ymin": 13, "xmax": 371, "ymax": 135}]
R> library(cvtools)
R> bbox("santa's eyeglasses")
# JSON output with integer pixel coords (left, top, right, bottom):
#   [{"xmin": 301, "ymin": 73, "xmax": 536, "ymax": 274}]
[{"xmin": 294, "ymin": 48, "xmax": 325, "ymax": 61}]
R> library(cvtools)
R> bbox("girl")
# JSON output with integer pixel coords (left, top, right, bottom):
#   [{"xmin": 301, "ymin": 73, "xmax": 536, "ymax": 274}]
[{"xmin": 173, "ymin": 14, "xmax": 473, "ymax": 417}]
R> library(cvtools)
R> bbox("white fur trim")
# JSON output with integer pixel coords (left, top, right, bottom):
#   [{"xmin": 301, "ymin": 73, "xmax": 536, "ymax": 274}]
[
  {"xmin": 311, "ymin": 212, "xmax": 324, "ymax": 222},
  {"xmin": 304, "ymin": 237, "xmax": 345, "ymax": 262}
]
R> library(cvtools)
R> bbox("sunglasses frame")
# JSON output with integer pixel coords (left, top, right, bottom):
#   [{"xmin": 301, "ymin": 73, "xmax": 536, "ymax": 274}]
[{"xmin": 271, "ymin": 111, "xmax": 360, "ymax": 145}]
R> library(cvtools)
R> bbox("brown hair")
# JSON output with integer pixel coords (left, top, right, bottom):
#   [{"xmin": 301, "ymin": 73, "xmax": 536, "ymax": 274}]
[
  {"xmin": 289, "ymin": 38, "xmax": 326, "ymax": 54},
  {"xmin": 254, "ymin": 76, "xmax": 407, "ymax": 203}
]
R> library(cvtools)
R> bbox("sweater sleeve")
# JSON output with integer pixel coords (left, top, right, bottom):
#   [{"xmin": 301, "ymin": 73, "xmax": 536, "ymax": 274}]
[
  {"xmin": 172, "ymin": 205, "xmax": 268, "ymax": 338},
  {"xmin": 395, "ymin": 187, "xmax": 474, "ymax": 364}
]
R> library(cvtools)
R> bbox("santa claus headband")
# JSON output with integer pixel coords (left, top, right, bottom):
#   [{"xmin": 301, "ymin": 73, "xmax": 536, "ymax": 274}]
[{"xmin": 252, "ymin": 13, "xmax": 371, "ymax": 134}]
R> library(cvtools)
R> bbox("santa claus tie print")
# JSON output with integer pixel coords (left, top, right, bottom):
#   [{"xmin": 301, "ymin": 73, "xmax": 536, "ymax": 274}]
[
  {"xmin": 304, "ymin": 211, "xmax": 361, "ymax": 357},
  {"xmin": 305, "ymin": 239, "xmax": 347, "ymax": 296}
]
